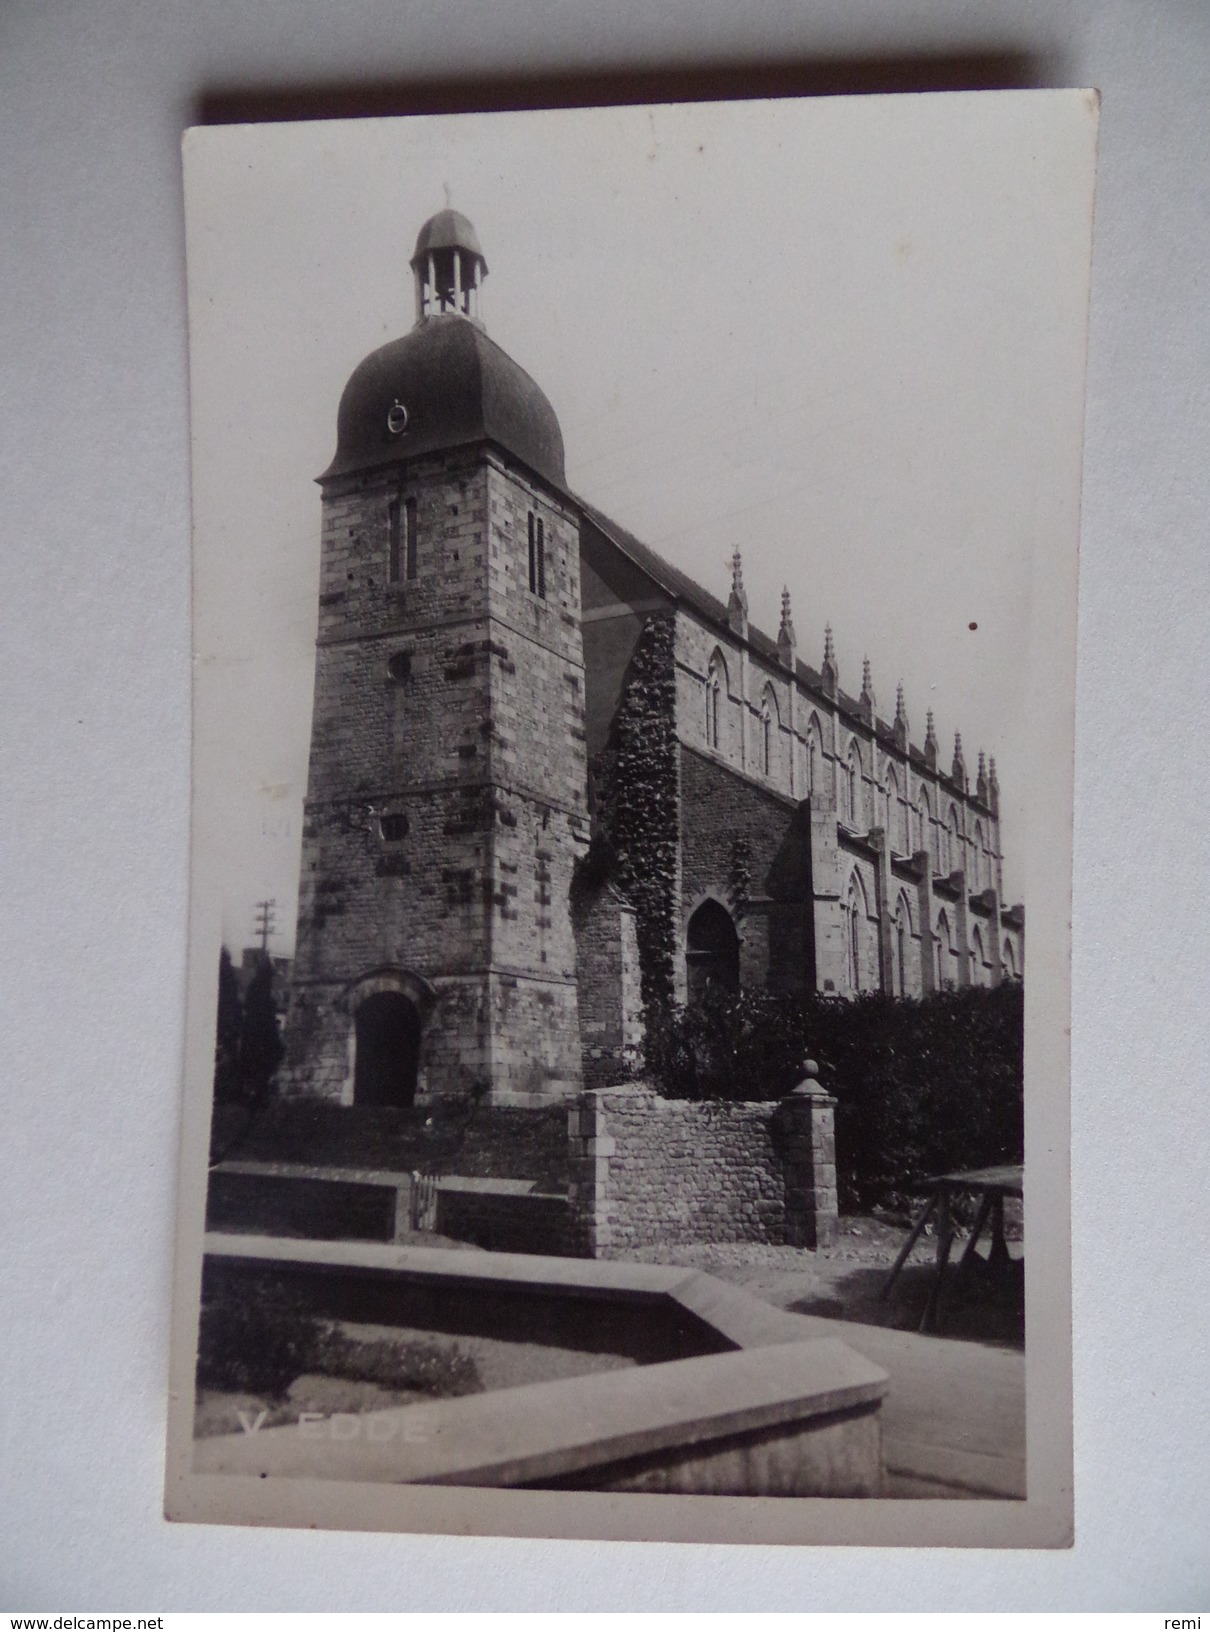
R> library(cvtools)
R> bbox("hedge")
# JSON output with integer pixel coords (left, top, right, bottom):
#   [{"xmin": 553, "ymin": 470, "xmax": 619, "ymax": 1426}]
[{"xmin": 644, "ymin": 982, "xmax": 1023, "ymax": 1211}]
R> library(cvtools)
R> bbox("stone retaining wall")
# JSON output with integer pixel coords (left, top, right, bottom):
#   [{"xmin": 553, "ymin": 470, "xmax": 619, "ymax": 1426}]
[
  {"xmin": 433, "ymin": 1178, "xmax": 572, "ymax": 1257},
  {"xmin": 568, "ymin": 1078, "xmax": 837, "ymax": 1257},
  {"xmin": 206, "ymin": 1163, "xmax": 572, "ymax": 1256},
  {"xmin": 195, "ymin": 1236, "xmax": 888, "ymax": 1499},
  {"xmin": 209, "ymin": 1100, "xmax": 568, "ymax": 1191}
]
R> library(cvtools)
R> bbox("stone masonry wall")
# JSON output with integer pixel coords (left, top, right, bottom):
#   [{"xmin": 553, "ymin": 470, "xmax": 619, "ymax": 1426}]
[
  {"xmin": 572, "ymin": 884, "xmax": 643, "ymax": 1088},
  {"xmin": 678, "ymin": 744, "xmax": 812, "ymax": 996},
  {"xmin": 284, "ymin": 441, "xmax": 589, "ymax": 1105},
  {"xmin": 285, "ymin": 451, "xmax": 499, "ymax": 1100},
  {"xmin": 568, "ymin": 1083, "xmax": 838, "ymax": 1256}
]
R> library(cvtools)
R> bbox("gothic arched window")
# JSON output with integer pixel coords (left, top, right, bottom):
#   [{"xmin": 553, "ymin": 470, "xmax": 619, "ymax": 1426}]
[
  {"xmin": 973, "ymin": 821, "xmax": 986, "ymax": 890},
  {"xmin": 945, "ymin": 804, "xmax": 961, "ymax": 874},
  {"xmin": 706, "ymin": 651, "xmax": 726, "ymax": 750},
  {"xmin": 936, "ymin": 909, "xmax": 952, "ymax": 988},
  {"xmin": 844, "ymin": 740, "xmax": 862, "ymax": 828},
  {"xmin": 900, "ymin": 776, "xmax": 912, "ymax": 854},
  {"xmin": 848, "ymin": 891, "xmax": 861, "ymax": 992},
  {"xmin": 919, "ymin": 788, "xmax": 933, "ymax": 866},
  {"xmin": 805, "ymin": 713, "xmax": 823, "ymax": 799},
  {"xmin": 885, "ymin": 766, "xmax": 900, "ymax": 852},
  {"xmin": 894, "ymin": 895, "xmax": 911, "ymax": 998},
  {"xmin": 847, "ymin": 872, "xmax": 868, "ymax": 992},
  {"xmin": 686, "ymin": 898, "xmax": 741, "ymax": 1004},
  {"xmin": 760, "ymin": 686, "xmax": 777, "ymax": 778},
  {"xmin": 1003, "ymin": 938, "xmax": 1017, "ymax": 979}
]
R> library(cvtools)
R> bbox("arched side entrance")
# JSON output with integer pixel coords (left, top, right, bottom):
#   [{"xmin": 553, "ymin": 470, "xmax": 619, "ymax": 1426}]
[
  {"xmin": 346, "ymin": 968, "xmax": 435, "ymax": 1108},
  {"xmin": 686, "ymin": 899, "xmax": 740, "ymax": 1003},
  {"xmin": 353, "ymin": 991, "xmax": 421, "ymax": 1106}
]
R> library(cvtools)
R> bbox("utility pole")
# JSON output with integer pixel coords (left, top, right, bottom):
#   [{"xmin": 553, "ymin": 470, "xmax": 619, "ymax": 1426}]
[{"xmin": 253, "ymin": 899, "xmax": 276, "ymax": 955}]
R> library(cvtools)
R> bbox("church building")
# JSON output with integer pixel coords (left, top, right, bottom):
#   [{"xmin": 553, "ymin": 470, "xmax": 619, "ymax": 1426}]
[{"xmin": 281, "ymin": 209, "xmax": 1024, "ymax": 1108}]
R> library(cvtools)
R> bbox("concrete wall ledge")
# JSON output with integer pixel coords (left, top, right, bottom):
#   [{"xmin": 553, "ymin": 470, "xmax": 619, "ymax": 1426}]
[
  {"xmin": 205, "ymin": 1231, "xmax": 707, "ymax": 1300},
  {"xmin": 199, "ymin": 1234, "xmax": 887, "ymax": 1493},
  {"xmin": 195, "ymin": 1335, "xmax": 887, "ymax": 1495},
  {"xmin": 200, "ymin": 1236, "xmax": 1024, "ymax": 1499},
  {"xmin": 207, "ymin": 1166, "xmax": 568, "ymax": 1250},
  {"xmin": 211, "ymin": 1162, "xmax": 562, "ymax": 1198},
  {"xmin": 213, "ymin": 1159, "xmax": 412, "ymax": 1187},
  {"xmin": 435, "ymin": 1175, "xmax": 548, "ymax": 1196}
]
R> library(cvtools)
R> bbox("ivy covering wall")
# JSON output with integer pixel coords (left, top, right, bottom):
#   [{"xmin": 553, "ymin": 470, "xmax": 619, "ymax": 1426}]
[{"xmin": 584, "ymin": 613, "xmax": 680, "ymax": 1017}]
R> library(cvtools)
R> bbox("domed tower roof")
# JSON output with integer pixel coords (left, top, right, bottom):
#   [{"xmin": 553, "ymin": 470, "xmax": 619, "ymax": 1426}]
[
  {"xmin": 320, "ymin": 211, "xmax": 564, "ymax": 489},
  {"xmin": 410, "ymin": 208, "xmax": 487, "ymax": 270},
  {"xmin": 321, "ymin": 320, "xmax": 566, "ymax": 487}
]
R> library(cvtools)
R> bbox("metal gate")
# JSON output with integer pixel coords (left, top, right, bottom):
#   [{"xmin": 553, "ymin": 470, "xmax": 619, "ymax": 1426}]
[{"xmin": 409, "ymin": 1171, "xmax": 438, "ymax": 1233}]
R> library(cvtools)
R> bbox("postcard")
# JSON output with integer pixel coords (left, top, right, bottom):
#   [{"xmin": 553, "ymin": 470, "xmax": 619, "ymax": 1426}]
[{"xmin": 167, "ymin": 89, "xmax": 1097, "ymax": 1546}]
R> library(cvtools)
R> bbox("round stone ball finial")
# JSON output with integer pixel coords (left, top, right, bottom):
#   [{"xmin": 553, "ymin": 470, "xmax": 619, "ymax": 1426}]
[{"xmin": 792, "ymin": 1058, "xmax": 821, "ymax": 1096}]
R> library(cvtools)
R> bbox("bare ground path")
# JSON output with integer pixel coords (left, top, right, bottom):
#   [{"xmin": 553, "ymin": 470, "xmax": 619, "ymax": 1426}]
[
  {"xmin": 627, "ymin": 1215, "xmax": 1027, "ymax": 1498},
  {"xmin": 629, "ymin": 1214, "xmax": 1025, "ymax": 1349}
]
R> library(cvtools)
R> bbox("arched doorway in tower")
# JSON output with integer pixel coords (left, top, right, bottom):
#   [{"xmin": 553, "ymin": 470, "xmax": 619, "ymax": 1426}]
[
  {"xmin": 686, "ymin": 899, "xmax": 740, "ymax": 1003},
  {"xmin": 353, "ymin": 991, "xmax": 421, "ymax": 1107}
]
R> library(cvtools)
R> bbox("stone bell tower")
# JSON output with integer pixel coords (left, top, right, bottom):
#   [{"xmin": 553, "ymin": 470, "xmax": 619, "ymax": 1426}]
[{"xmin": 283, "ymin": 209, "xmax": 588, "ymax": 1107}]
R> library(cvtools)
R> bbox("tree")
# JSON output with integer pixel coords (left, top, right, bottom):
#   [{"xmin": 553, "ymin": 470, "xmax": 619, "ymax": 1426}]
[
  {"xmin": 213, "ymin": 947, "xmax": 244, "ymax": 1104},
  {"xmin": 237, "ymin": 953, "xmax": 284, "ymax": 1107},
  {"xmin": 210, "ymin": 948, "xmax": 285, "ymax": 1166}
]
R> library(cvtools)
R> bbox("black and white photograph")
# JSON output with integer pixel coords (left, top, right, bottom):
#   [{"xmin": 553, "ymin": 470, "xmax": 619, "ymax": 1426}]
[{"xmin": 167, "ymin": 92, "xmax": 1096, "ymax": 1546}]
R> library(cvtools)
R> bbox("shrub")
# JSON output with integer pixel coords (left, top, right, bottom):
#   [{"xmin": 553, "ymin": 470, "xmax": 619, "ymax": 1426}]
[
  {"xmin": 196, "ymin": 1282, "xmax": 325, "ymax": 1397},
  {"xmin": 318, "ymin": 1332, "xmax": 481, "ymax": 1398},
  {"xmin": 196, "ymin": 1277, "xmax": 483, "ymax": 1400},
  {"xmin": 642, "ymin": 990, "xmax": 809, "ymax": 1102},
  {"xmin": 647, "ymin": 983, "xmax": 1023, "ymax": 1211}
]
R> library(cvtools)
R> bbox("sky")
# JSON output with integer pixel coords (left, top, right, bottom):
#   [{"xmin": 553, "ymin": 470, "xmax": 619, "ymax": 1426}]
[{"xmin": 184, "ymin": 93, "xmax": 1095, "ymax": 957}]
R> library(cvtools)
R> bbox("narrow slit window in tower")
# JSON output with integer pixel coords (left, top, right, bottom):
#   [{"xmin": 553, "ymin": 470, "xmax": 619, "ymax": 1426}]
[
  {"xmin": 405, "ymin": 497, "xmax": 418, "ymax": 581},
  {"xmin": 389, "ymin": 496, "xmax": 419, "ymax": 584},
  {"xmin": 528, "ymin": 511, "xmax": 546, "ymax": 597},
  {"xmin": 388, "ymin": 498, "xmax": 401, "ymax": 583}
]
